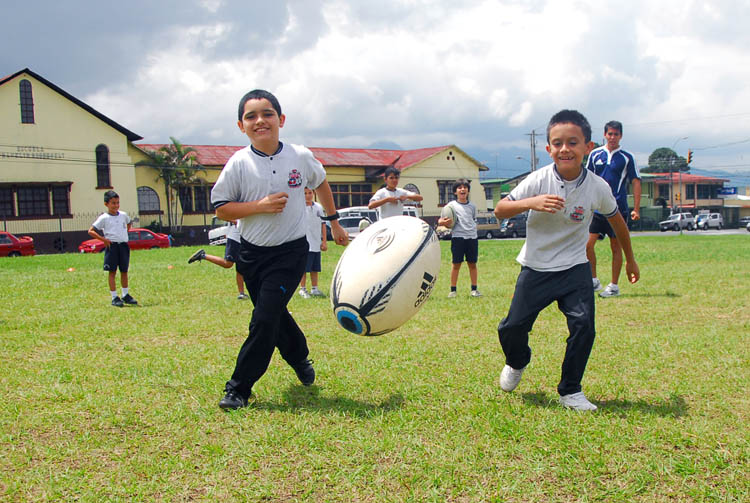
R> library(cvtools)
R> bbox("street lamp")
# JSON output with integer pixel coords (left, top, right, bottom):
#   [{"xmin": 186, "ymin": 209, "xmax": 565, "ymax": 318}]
[
  {"xmin": 516, "ymin": 156, "xmax": 532, "ymax": 168},
  {"xmin": 669, "ymin": 137, "xmax": 689, "ymax": 211}
]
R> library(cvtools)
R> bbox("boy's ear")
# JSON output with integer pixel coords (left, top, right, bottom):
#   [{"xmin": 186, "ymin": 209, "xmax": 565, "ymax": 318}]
[
  {"xmin": 585, "ymin": 141, "xmax": 594, "ymax": 154},
  {"xmin": 279, "ymin": 114, "xmax": 286, "ymax": 128},
  {"xmin": 237, "ymin": 120, "xmax": 245, "ymax": 133},
  {"xmin": 546, "ymin": 144, "xmax": 551, "ymax": 154}
]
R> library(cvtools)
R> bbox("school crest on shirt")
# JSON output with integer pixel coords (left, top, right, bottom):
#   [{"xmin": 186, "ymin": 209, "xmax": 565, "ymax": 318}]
[
  {"xmin": 569, "ymin": 206, "xmax": 585, "ymax": 222},
  {"xmin": 287, "ymin": 169, "xmax": 302, "ymax": 188}
]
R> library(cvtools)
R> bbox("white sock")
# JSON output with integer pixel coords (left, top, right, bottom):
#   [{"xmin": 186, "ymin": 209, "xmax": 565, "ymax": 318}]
[
  {"xmin": 311, "ymin": 286, "xmax": 319, "ymax": 292},
  {"xmin": 110, "ymin": 290, "xmax": 118, "ymax": 299},
  {"xmin": 299, "ymin": 287, "xmax": 307, "ymax": 292},
  {"xmin": 122, "ymin": 287, "xmax": 129, "ymax": 297}
]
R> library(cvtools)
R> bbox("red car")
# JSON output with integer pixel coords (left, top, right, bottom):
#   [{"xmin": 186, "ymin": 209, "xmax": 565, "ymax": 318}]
[
  {"xmin": 78, "ymin": 228, "xmax": 171, "ymax": 253},
  {"xmin": 0, "ymin": 231, "xmax": 36, "ymax": 257}
]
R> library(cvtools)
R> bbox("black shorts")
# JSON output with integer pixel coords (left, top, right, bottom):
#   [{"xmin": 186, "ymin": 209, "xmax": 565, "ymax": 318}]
[
  {"xmin": 224, "ymin": 239, "xmax": 240, "ymax": 263},
  {"xmin": 103, "ymin": 242, "xmax": 130, "ymax": 272},
  {"xmin": 589, "ymin": 210, "xmax": 626, "ymax": 240},
  {"xmin": 305, "ymin": 251, "xmax": 321, "ymax": 273},
  {"xmin": 451, "ymin": 237, "xmax": 478, "ymax": 264}
]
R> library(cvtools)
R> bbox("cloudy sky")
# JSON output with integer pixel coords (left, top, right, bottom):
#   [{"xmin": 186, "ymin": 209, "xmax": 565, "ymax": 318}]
[{"xmin": 4, "ymin": 0, "xmax": 750, "ymax": 184}]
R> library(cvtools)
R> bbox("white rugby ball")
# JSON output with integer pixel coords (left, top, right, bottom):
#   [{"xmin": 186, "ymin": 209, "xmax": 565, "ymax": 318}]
[
  {"xmin": 331, "ymin": 215, "xmax": 440, "ymax": 336},
  {"xmin": 440, "ymin": 204, "xmax": 456, "ymax": 229}
]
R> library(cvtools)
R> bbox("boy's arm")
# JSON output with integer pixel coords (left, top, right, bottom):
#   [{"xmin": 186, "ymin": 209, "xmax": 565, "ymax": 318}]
[
  {"xmin": 494, "ymin": 194, "xmax": 565, "ymax": 219},
  {"xmin": 88, "ymin": 226, "xmax": 111, "ymax": 247},
  {"xmin": 314, "ymin": 180, "xmax": 348, "ymax": 246},
  {"xmin": 215, "ymin": 192, "xmax": 290, "ymax": 220},
  {"xmin": 368, "ymin": 196, "xmax": 393, "ymax": 209},
  {"xmin": 402, "ymin": 192, "xmax": 423, "ymax": 202},
  {"xmin": 320, "ymin": 222, "xmax": 328, "ymax": 251},
  {"xmin": 607, "ymin": 212, "xmax": 640, "ymax": 284},
  {"xmin": 630, "ymin": 178, "xmax": 642, "ymax": 221}
]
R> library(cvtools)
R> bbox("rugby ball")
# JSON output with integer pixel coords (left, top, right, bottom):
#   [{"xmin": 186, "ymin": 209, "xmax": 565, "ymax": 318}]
[
  {"xmin": 440, "ymin": 204, "xmax": 456, "ymax": 228},
  {"xmin": 331, "ymin": 216, "xmax": 440, "ymax": 336}
]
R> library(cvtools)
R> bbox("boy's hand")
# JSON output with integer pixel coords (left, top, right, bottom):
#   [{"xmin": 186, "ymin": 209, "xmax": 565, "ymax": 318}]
[
  {"xmin": 321, "ymin": 241, "xmax": 328, "ymax": 252},
  {"xmin": 529, "ymin": 194, "xmax": 565, "ymax": 213},
  {"xmin": 625, "ymin": 260, "xmax": 640, "ymax": 284},
  {"xmin": 330, "ymin": 221, "xmax": 349, "ymax": 246},
  {"xmin": 437, "ymin": 217, "xmax": 453, "ymax": 227},
  {"xmin": 259, "ymin": 192, "xmax": 289, "ymax": 213}
]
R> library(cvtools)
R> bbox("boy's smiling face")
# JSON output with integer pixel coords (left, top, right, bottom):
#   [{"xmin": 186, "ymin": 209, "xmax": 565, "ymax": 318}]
[
  {"xmin": 105, "ymin": 197, "xmax": 120, "ymax": 215},
  {"xmin": 546, "ymin": 122, "xmax": 594, "ymax": 180},
  {"xmin": 237, "ymin": 98, "xmax": 286, "ymax": 154},
  {"xmin": 454, "ymin": 184, "xmax": 469, "ymax": 202}
]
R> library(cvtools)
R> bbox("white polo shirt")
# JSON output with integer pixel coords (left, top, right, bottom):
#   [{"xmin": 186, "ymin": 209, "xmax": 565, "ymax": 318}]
[
  {"xmin": 446, "ymin": 200, "xmax": 477, "ymax": 239},
  {"xmin": 370, "ymin": 187, "xmax": 416, "ymax": 219},
  {"xmin": 92, "ymin": 211, "xmax": 130, "ymax": 243},
  {"xmin": 508, "ymin": 163, "xmax": 618, "ymax": 271},
  {"xmin": 211, "ymin": 143, "xmax": 327, "ymax": 247},
  {"xmin": 304, "ymin": 201, "xmax": 325, "ymax": 252}
]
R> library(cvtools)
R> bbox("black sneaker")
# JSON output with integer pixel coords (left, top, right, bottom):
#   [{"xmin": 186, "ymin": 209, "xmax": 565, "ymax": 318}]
[
  {"xmin": 122, "ymin": 294, "xmax": 138, "ymax": 305},
  {"xmin": 292, "ymin": 359, "xmax": 315, "ymax": 386},
  {"xmin": 219, "ymin": 390, "xmax": 250, "ymax": 410},
  {"xmin": 188, "ymin": 249, "xmax": 206, "ymax": 264},
  {"xmin": 112, "ymin": 296, "xmax": 124, "ymax": 307}
]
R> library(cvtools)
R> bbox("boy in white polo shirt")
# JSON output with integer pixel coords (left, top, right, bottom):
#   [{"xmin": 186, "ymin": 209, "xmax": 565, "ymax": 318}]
[
  {"xmin": 88, "ymin": 190, "xmax": 138, "ymax": 308},
  {"xmin": 493, "ymin": 110, "xmax": 640, "ymax": 411},
  {"xmin": 368, "ymin": 166, "xmax": 423, "ymax": 219},
  {"xmin": 210, "ymin": 89, "xmax": 348, "ymax": 410}
]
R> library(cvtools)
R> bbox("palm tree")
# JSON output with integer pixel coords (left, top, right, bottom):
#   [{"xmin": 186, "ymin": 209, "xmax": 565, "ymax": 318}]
[{"xmin": 136, "ymin": 137, "xmax": 205, "ymax": 231}]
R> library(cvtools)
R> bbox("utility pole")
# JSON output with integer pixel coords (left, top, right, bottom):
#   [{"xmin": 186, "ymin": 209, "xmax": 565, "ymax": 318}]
[{"xmin": 526, "ymin": 130, "xmax": 539, "ymax": 171}]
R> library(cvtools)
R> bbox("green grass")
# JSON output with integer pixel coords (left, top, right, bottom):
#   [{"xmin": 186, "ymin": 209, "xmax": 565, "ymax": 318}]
[{"xmin": 1, "ymin": 234, "xmax": 748, "ymax": 502}]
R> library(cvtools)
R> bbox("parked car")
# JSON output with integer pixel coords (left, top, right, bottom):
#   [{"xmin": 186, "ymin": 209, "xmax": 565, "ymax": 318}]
[
  {"xmin": 477, "ymin": 214, "xmax": 501, "ymax": 239},
  {"xmin": 739, "ymin": 216, "xmax": 750, "ymax": 228},
  {"xmin": 326, "ymin": 205, "xmax": 419, "ymax": 240},
  {"xmin": 498, "ymin": 213, "xmax": 528, "ymax": 238},
  {"xmin": 695, "ymin": 212, "xmax": 723, "ymax": 230},
  {"xmin": 78, "ymin": 228, "xmax": 170, "ymax": 253},
  {"xmin": 0, "ymin": 231, "xmax": 36, "ymax": 257},
  {"xmin": 208, "ymin": 216, "xmax": 231, "ymax": 246},
  {"xmin": 659, "ymin": 213, "xmax": 694, "ymax": 232}
]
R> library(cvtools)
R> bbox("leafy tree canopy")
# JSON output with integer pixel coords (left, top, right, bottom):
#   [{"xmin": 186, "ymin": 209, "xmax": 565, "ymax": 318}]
[{"xmin": 643, "ymin": 147, "xmax": 688, "ymax": 173}]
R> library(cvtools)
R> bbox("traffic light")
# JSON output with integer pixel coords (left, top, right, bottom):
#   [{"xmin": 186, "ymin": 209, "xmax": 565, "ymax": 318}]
[
  {"xmin": 687, "ymin": 149, "xmax": 693, "ymax": 164},
  {"xmin": 676, "ymin": 192, "xmax": 681, "ymax": 202}
]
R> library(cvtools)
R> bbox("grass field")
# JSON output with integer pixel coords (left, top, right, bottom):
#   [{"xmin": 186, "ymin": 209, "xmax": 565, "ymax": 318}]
[{"xmin": 1, "ymin": 234, "xmax": 748, "ymax": 502}]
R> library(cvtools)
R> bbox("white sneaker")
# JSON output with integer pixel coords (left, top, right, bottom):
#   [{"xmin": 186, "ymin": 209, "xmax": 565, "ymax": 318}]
[
  {"xmin": 447, "ymin": 291, "xmax": 457, "ymax": 298},
  {"xmin": 298, "ymin": 289, "xmax": 311, "ymax": 299},
  {"xmin": 598, "ymin": 283, "xmax": 620, "ymax": 298},
  {"xmin": 237, "ymin": 293, "xmax": 249, "ymax": 300},
  {"xmin": 470, "ymin": 290, "xmax": 482, "ymax": 298},
  {"xmin": 592, "ymin": 278, "xmax": 603, "ymax": 292},
  {"xmin": 499, "ymin": 365, "xmax": 525, "ymax": 392},
  {"xmin": 310, "ymin": 288, "xmax": 326, "ymax": 297},
  {"xmin": 559, "ymin": 392, "xmax": 597, "ymax": 411}
]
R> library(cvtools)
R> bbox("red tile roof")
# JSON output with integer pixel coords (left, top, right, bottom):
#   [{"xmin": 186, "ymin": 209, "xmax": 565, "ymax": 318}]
[
  {"xmin": 135, "ymin": 144, "xmax": 465, "ymax": 171},
  {"xmin": 646, "ymin": 172, "xmax": 729, "ymax": 183}
]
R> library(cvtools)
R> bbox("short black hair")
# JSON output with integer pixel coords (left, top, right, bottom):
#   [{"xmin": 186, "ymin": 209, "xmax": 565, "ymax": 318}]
[
  {"xmin": 384, "ymin": 166, "xmax": 400, "ymax": 179},
  {"xmin": 237, "ymin": 89, "xmax": 282, "ymax": 121},
  {"xmin": 452, "ymin": 178, "xmax": 471, "ymax": 193},
  {"xmin": 546, "ymin": 109, "xmax": 592, "ymax": 143},
  {"xmin": 604, "ymin": 120, "xmax": 623, "ymax": 135},
  {"xmin": 104, "ymin": 190, "xmax": 119, "ymax": 203}
]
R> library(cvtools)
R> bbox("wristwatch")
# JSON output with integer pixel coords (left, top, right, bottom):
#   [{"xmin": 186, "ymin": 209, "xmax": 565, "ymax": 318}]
[{"xmin": 322, "ymin": 211, "xmax": 340, "ymax": 221}]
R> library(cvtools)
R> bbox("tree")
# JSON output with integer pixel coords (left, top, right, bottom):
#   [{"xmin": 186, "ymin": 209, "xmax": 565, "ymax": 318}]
[
  {"xmin": 643, "ymin": 147, "xmax": 688, "ymax": 173},
  {"xmin": 136, "ymin": 137, "xmax": 205, "ymax": 231}
]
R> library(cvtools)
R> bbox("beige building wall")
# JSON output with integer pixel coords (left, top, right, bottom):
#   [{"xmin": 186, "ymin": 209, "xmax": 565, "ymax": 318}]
[
  {"xmin": 1, "ymin": 72, "xmax": 139, "ymax": 232},
  {"xmin": 401, "ymin": 148, "xmax": 487, "ymax": 217}
]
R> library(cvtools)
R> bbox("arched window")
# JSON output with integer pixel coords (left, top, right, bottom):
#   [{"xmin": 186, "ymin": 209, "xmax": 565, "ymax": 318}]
[
  {"xmin": 403, "ymin": 183, "xmax": 420, "ymax": 195},
  {"xmin": 95, "ymin": 144, "xmax": 111, "ymax": 188},
  {"xmin": 137, "ymin": 186, "xmax": 161, "ymax": 213},
  {"xmin": 20, "ymin": 80, "xmax": 34, "ymax": 124}
]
